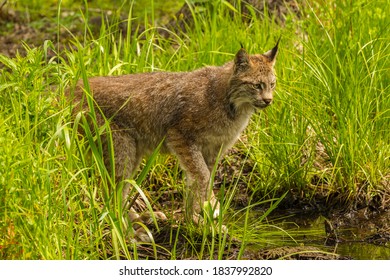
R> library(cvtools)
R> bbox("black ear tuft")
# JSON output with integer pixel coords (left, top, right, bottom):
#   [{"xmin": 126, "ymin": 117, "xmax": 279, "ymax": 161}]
[{"xmin": 263, "ymin": 37, "xmax": 280, "ymax": 66}]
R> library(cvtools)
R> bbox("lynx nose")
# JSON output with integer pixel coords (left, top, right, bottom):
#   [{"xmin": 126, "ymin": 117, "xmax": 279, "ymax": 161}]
[{"xmin": 263, "ymin": 98, "xmax": 272, "ymax": 105}]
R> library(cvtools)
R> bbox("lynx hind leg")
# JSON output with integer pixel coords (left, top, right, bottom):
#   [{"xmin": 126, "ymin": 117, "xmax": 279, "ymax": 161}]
[
  {"xmin": 106, "ymin": 126, "xmax": 167, "ymax": 241},
  {"xmin": 101, "ymin": 125, "xmax": 138, "ymax": 207}
]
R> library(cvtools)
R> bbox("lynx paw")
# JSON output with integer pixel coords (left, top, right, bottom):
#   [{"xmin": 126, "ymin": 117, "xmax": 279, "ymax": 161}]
[
  {"xmin": 134, "ymin": 227, "xmax": 152, "ymax": 243},
  {"xmin": 192, "ymin": 213, "xmax": 228, "ymax": 234},
  {"xmin": 130, "ymin": 210, "xmax": 167, "ymax": 227},
  {"xmin": 203, "ymin": 199, "xmax": 221, "ymax": 219},
  {"xmin": 129, "ymin": 210, "xmax": 167, "ymax": 242},
  {"xmin": 137, "ymin": 211, "xmax": 167, "ymax": 225},
  {"xmin": 192, "ymin": 202, "xmax": 228, "ymax": 235}
]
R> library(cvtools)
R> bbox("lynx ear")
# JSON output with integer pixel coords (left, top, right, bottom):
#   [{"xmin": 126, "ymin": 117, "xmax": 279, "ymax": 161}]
[
  {"xmin": 234, "ymin": 47, "xmax": 250, "ymax": 73},
  {"xmin": 263, "ymin": 38, "xmax": 280, "ymax": 67}
]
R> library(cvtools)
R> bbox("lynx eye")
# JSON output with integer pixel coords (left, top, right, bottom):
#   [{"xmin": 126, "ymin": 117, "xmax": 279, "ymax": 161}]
[
  {"xmin": 270, "ymin": 81, "xmax": 276, "ymax": 89},
  {"xmin": 252, "ymin": 82, "xmax": 266, "ymax": 90}
]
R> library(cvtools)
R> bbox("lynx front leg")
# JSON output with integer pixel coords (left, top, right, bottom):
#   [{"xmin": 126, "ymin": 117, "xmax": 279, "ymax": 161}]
[
  {"xmin": 203, "ymin": 150, "xmax": 225, "ymax": 219},
  {"xmin": 166, "ymin": 131, "xmax": 214, "ymax": 222}
]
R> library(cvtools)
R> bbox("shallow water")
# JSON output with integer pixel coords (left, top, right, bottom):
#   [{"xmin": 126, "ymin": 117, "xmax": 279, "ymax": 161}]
[{"xmin": 253, "ymin": 210, "xmax": 390, "ymax": 260}]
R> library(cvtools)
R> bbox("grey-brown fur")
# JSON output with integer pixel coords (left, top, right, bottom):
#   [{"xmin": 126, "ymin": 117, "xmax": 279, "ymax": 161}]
[{"xmin": 70, "ymin": 42, "xmax": 279, "ymax": 230}]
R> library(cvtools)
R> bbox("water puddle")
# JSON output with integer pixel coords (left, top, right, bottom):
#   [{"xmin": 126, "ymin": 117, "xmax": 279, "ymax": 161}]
[{"xmin": 246, "ymin": 210, "xmax": 390, "ymax": 260}]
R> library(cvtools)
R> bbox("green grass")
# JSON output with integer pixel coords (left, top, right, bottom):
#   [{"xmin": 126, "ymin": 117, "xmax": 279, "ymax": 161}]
[
  {"xmin": 1, "ymin": 0, "xmax": 389, "ymax": 259},
  {"xmin": 8, "ymin": 0, "xmax": 183, "ymax": 22}
]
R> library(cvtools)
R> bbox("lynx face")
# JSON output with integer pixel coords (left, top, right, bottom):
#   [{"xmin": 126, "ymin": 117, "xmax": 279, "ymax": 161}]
[{"xmin": 228, "ymin": 42, "xmax": 278, "ymax": 112}]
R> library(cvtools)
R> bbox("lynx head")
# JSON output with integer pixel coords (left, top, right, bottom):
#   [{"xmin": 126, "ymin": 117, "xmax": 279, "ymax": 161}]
[{"xmin": 228, "ymin": 39, "xmax": 279, "ymax": 112}]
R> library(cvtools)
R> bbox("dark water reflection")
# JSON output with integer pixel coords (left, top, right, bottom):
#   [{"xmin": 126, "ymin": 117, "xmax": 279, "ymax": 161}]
[{"xmin": 259, "ymin": 210, "xmax": 390, "ymax": 260}]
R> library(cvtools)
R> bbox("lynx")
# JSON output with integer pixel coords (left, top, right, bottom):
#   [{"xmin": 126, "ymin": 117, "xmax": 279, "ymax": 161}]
[{"xmin": 70, "ymin": 41, "xmax": 279, "ymax": 240}]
